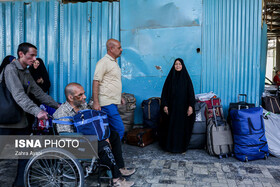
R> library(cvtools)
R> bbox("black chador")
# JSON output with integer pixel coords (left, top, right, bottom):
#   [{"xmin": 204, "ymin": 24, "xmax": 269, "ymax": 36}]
[{"xmin": 159, "ymin": 58, "xmax": 196, "ymax": 153}]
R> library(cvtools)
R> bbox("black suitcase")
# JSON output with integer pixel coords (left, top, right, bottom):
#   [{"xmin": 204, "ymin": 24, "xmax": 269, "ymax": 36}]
[
  {"xmin": 227, "ymin": 94, "xmax": 255, "ymax": 124},
  {"xmin": 188, "ymin": 102, "xmax": 207, "ymax": 149}
]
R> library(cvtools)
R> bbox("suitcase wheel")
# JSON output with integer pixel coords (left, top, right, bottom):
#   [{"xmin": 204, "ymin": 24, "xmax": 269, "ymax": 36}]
[
  {"xmin": 225, "ymin": 154, "xmax": 228, "ymax": 158},
  {"xmin": 231, "ymin": 153, "xmax": 234, "ymax": 157},
  {"xmin": 264, "ymin": 154, "xmax": 268, "ymax": 160},
  {"xmin": 219, "ymin": 155, "xmax": 223, "ymax": 159},
  {"xmin": 245, "ymin": 157, "xmax": 248, "ymax": 162}
]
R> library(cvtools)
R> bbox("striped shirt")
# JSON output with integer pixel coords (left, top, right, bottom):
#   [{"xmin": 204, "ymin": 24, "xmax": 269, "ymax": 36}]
[{"xmin": 53, "ymin": 101, "xmax": 88, "ymax": 133}]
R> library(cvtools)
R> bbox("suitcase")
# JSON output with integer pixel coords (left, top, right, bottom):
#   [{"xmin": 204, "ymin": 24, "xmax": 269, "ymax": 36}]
[
  {"xmin": 230, "ymin": 107, "xmax": 269, "ymax": 162},
  {"xmin": 207, "ymin": 98, "xmax": 234, "ymax": 158},
  {"xmin": 188, "ymin": 102, "xmax": 207, "ymax": 149},
  {"xmin": 227, "ymin": 94, "xmax": 255, "ymax": 124},
  {"xmin": 262, "ymin": 96, "xmax": 280, "ymax": 114},
  {"xmin": 142, "ymin": 97, "xmax": 161, "ymax": 129},
  {"xmin": 125, "ymin": 128, "xmax": 154, "ymax": 147}
]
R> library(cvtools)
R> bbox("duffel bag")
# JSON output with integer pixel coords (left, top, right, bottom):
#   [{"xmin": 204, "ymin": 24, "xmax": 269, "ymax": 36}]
[
  {"xmin": 230, "ymin": 107, "xmax": 269, "ymax": 162},
  {"xmin": 53, "ymin": 109, "xmax": 110, "ymax": 141},
  {"xmin": 118, "ymin": 93, "xmax": 136, "ymax": 132}
]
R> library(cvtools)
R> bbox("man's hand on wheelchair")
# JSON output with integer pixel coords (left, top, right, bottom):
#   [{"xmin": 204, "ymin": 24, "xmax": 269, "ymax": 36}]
[{"xmin": 37, "ymin": 110, "xmax": 49, "ymax": 120}]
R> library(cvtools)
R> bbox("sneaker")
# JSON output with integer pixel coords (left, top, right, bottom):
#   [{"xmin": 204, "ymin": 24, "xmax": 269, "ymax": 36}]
[
  {"xmin": 113, "ymin": 177, "xmax": 134, "ymax": 187},
  {"xmin": 119, "ymin": 167, "xmax": 136, "ymax": 177}
]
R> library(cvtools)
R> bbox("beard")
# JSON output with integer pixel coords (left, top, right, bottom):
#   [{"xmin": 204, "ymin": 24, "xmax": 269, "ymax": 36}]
[{"xmin": 73, "ymin": 100, "xmax": 84, "ymax": 108}]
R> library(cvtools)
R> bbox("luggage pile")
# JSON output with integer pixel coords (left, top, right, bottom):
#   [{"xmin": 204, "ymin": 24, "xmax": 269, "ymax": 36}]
[
  {"xmin": 124, "ymin": 97, "xmax": 161, "ymax": 147},
  {"xmin": 196, "ymin": 92, "xmax": 234, "ymax": 157}
]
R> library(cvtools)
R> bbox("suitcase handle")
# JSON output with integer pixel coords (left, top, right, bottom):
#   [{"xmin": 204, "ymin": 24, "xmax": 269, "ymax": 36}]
[
  {"xmin": 238, "ymin": 94, "xmax": 247, "ymax": 102},
  {"xmin": 237, "ymin": 102, "xmax": 250, "ymax": 110},
  {"xmin": 211, "ymin": 98, "xmax": 225, "ymax": 126},
  {"xmin": 247, "ymin": 116, "xmax": 264, "ymax": 134}
]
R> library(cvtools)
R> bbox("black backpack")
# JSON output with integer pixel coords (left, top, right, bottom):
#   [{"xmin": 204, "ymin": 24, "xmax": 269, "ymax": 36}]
[
  {"xmin": 0, "ymin": 60, "xmax": 22, "ymax": 124},
  {"xmin": 141, "ymin": 97, "xmax": 161, "ymax": 129}
]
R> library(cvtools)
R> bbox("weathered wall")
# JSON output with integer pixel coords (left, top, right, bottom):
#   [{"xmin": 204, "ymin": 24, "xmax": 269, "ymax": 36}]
[
  {"xmin": 0, "ymin": 0, "xmax": 120, "ymax": 102},
  {"xmin": 120, "ymin": 0, "xmax": 202, "ymax": 123},
  {"xmin": 0, "ymin": 0, "xmax": 267, "ymax": 124},
  {"xmin": 202, "ymin": 0, "xmax": 267, "ymax": 116}
]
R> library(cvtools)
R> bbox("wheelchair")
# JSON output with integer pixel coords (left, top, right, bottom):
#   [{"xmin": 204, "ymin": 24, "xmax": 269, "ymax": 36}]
[{"xmin": 24, "ymin": 106, "xmax": 113, "ymax": 187}]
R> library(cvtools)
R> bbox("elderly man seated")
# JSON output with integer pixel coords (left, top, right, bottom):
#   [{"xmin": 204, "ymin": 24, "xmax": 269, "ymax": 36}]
[{"xmin": 53, "ymin": 82, "xmax": 135, "ymax": 187}]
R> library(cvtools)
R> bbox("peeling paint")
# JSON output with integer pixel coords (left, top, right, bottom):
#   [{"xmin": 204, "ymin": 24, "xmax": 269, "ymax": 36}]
[{"xmin": 155, "ymin": 65, "xmax": 162, "ymax": 70}]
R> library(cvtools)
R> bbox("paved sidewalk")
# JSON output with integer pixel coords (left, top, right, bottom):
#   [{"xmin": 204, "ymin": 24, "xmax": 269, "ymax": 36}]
[
  {"xmin": 119, "ymin": 143, "xmax": 280, "ymax": 187},
  {"xmin": 1, "ymin": 142, "xmax": 280, "ymax": 187}
]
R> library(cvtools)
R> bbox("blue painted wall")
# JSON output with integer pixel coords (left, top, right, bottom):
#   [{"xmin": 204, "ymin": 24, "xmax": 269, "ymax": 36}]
[
  {"xmin": 0, "ymin": 0, "xmax": 120, "ymax": 102},
  {"xmin": 0, "ymin": 0, "xmax": 267, "ymax": 124},
  {"xmin": 120, "ymin": 0, "xmax": 202, "ymax": 123},
  {"xmin": 202, "ymin": 0, "xmax": 267, "ymax": 117}
]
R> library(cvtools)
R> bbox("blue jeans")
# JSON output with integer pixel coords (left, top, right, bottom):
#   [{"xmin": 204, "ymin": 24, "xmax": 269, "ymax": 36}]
[{"xmin": 101, "ymin": 104, "xmax": 124, "ymax": 140}]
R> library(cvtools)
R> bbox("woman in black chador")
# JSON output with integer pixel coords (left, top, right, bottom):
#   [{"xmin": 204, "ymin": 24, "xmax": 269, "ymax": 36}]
[
  {"xmin": 29, "ymin": 58, "xmax": 51, "ymax": 93},
  {"xmin": 159, "ymin": 58, "xmax": 196, "ymax": 153},
  {"xmin": 29, "ymin": 58, "xmax": 51, "ymax": 107}
]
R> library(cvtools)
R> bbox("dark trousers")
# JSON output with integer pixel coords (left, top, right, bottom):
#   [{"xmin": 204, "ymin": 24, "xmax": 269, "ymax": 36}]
[
  {"xmin": 0, "ymin": 126, "xmax": 31, "ymax": 186},
  {"xmin": 98, "ymin": 131, "xmax": 124, "ymax": 178}
]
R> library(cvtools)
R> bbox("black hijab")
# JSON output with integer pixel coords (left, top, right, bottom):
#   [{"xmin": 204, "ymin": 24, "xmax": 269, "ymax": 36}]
[
  {"xmin": 29, "ymin": 58, "xmax": 51, "ymax": 93},
  {"xmin": 161, "ymin": 58, "xmax": 195, "ymax": 109},
  {"xmin": 0, "ymin": 55, "xmax": 16, "ymax": 74}
]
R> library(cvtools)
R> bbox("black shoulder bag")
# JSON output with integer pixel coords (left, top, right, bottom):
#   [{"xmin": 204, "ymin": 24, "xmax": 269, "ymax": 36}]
[{"xmin": 0, "ymin": 69, "xmax": 22, "ymax": 124}]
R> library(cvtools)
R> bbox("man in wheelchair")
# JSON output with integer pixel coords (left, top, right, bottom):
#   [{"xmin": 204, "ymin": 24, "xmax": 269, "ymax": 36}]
[{"xmin": 53, "ymin": 83, "xmax": 135, "ymax": 187}]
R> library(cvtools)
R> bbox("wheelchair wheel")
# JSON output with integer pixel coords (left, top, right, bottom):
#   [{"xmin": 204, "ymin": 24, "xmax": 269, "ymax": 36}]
[{"xmin": 24, "ymin": 148, "xmax": 84, "ymax": 187}]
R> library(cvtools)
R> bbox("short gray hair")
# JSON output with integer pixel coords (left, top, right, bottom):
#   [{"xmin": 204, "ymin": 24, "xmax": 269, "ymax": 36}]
[{"xmin": 65, "ymin": 82, "xmax": 82, "ymax": 101}]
